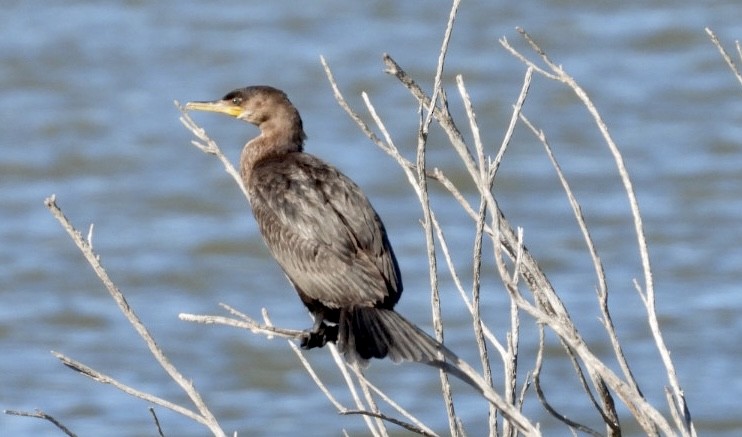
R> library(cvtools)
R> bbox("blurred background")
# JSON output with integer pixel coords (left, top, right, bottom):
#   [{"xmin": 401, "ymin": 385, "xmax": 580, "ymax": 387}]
[{"xmin": 2, "ymin": 0, "xmax": 741, "ymax": 435}]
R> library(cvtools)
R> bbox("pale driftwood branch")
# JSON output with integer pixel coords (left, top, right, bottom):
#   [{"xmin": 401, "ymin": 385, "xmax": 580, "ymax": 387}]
[
  {"xmin": 518, "ymin": 112, "xmax": 625, "ymax": 433},
  {"xmin": 330, "ymin": 345, "xmax": 383, "ymax": 437},
  {"xmin": 455, "ymin": 75, "xmax": 486, "ymax": 181},
  {"xmin": 261, "ymin": 306, "xmax": 392, "ymax": 436},
  {"xmin": 43, "ymin": 195, "xmax": 227, "ymax": 437},
  {"xmin": 521, "ymin": 110, "xmax": 642, "ymax": 434},
  {"xmin": 179, "ymin": 310, "xmax": 304, "ymax": 340},
  {"xmin": 347, "ymin": 365, "xmax": 439, "ymax": 437},
  {"xmin": 415, "ymin": 1, "xmax": 462, "ymax": 433},
  {"xmin": 559, "ymin": 338, "xmax": 620, "ymax": 431},
  {"xmin": 351, "ymin": 361, "xmax": 388, "ymax": 436},
  {"xmin": 706, "ymin": 27, "xmax": 742, "ymax": 88},
  {"xmin": 519, "ymin": 111, "xmax": 638, "ymax": 394},
  {"xmin": 52, "ymin": 351, "xmax": 206, "ymax": 425},
  {"xmin": 471, "ymin": 181, "xmax": 498, "ymax": 436},
  {"xmin": 341, "ymin": 410, "xmax": 438, "ymax": 437},
  {"xmin": 4, "ymin": 409, "xmax": 77, "ymax": 437},
  {"xmin": 452, "ymin": 76, "xmax": 494, "ymax": 406},
  {"xmin": 176, "ymin": 102, "xmax": 249, "ymax": 201},
  {"xmin": 359, "ymin": 89, "xmax": 508, "ymax": 365},
  {"xmin": 288, "ymin": 338, "xmax": 345, "ymax": 411},
  {"xmin": 490, "ymin": 66, "xmax": 534, "ymax": 178},
  {"xmin": 383, "ymin": 51, "xmax": 568, "ymax": 319},
  {"xmin": 260, "ymin": 310, "xmax": 354, "ymax": 421},
  {"xmin": 384, "ymin": 54, "xmax": 481, "ymax": 197},
  {"xmin": 379, "ymin": 26, "xmax": 694, "ymax": 435},
  {"xmin": 503, "ymin": 27, "xmax": 694, "ymax": 436},
  {"xmin": 532, "ymin": 329, "xmax": 602, "ymax": 437},
  {"xmin": 495, "ymin": 225, "xmax": 665, "ymax": 435}
]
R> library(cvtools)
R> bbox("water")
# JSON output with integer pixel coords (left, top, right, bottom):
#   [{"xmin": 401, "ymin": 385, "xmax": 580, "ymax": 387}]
[{"xmin": 2, "ymin": 1, "xmax": 741, "ymax": 435}]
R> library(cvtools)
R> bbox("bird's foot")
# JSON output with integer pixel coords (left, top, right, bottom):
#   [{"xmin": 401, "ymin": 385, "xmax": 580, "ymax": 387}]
[{"xmin": 300, "ymin": 322, "xmax": 339, "ymax": 350}]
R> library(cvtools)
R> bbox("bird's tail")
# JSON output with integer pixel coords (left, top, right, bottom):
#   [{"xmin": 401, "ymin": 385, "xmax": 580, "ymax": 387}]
[
  {"xmin": 336, "ymin": 307, "xmax": 443, "ymax": 365},
  {"xmin": 336, "ymin": 307, "xmax": 480, "ymax": 389}
]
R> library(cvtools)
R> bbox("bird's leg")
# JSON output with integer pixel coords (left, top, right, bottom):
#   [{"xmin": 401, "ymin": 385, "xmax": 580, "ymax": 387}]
[{"xmin": 300, "ymin": 311, "xmax": 339, "ymax": 350}]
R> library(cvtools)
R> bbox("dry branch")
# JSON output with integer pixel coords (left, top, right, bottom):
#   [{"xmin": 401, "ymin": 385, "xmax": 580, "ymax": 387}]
[
  {"xmin": 4, "ymin": 409, "xmax": 77, "ymax": 437},
  {"xmin": 43, "ymin": 195, "xmax": 227, "ymax": 437},
  {"xmin": 706, "ymin": 27, "xmax": 742, "ymax": 88}
]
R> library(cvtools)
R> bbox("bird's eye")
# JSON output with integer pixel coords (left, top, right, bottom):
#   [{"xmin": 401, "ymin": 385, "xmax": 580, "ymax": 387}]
[{"xmin": 232, "ymin": 97, "xmax": 243, "ymax": 105}]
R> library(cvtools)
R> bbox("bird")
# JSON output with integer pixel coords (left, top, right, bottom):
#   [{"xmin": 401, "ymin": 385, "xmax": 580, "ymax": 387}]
[
  {"xmin": 185, "ymin": 85, "xmax": 451, "ymax": 366},
  {"xmin": 184, "ymin": 87, "xmax": 545, "ymax": 434}
]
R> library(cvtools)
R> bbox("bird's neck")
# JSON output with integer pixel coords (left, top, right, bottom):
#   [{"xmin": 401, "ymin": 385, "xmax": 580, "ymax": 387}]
[
  {"xmin": 261, "ymin": 115, "xmax": 306, "ymax": 149},
  {"xmin": 239, "ymin": 106, "xmax": 306, "ymax": 185},
  {"xmin": 239, "ymin": 131, "xmax": 302, "ymax": 183}
]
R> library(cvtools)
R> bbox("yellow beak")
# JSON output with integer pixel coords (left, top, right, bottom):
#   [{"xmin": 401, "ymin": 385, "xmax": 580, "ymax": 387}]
[{"xmin": 185, "ymin": 100, "xmax": 243, "ymax": 118}]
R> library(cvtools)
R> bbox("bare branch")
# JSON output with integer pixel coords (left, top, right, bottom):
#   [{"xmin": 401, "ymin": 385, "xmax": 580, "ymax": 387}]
[
  {"xmin": 416, "ymin": 1, "xmax": 463, "ymax": 434},
  {"xmin": 471, "ymin": 183, "xmax": 498, "ymax": 436},
  {"xmin": 44, "ymin": 195, "xmax": 227, "ymax": 437},
  {"xmin": 149, "ymin": 408, "xmax": 166, "ymax": 437},
  {"xmin": 501, "ymin": 27, "xmax": 695, "ymax": 436},
  {"xmin": 341, "ymin": 410, "xmax": 439, "ymax": 437},
  {"xmin": 176, "ymin": 101, "xmax": 249, "ymax": 201},
  {"xmin": 4, "ymin": 409, "xmax": 78, "ymax": 437},
  {"xmin": 518, "ymin": 112, "xmax": 626, "ymax": 433},
  {"xmin": 348, "ymin": 366, "xmax": 439, "ymax": 437},
  {"xmin": 179, "ymin": 310, "xmax": 304, "ymax": 340},
  {"xmin": 491, "ymin": 66, "xmax": 534, "ymax": 178},
  {"xmin": 706, "ymin": 27, "xmax": 742, "ymax": 88},
  {"xmin": 51, "ymin": 351, "xmax": 207, "ymax": 426},
  {"xmin": 533, "ymin": 330, "xmax": 602, "ymax": 437}
]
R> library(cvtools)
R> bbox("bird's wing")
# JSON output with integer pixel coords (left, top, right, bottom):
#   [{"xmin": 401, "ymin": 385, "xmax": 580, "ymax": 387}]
[{"xmin": 247, "ymin": 154, "xmax": 402, "ymax": 309}]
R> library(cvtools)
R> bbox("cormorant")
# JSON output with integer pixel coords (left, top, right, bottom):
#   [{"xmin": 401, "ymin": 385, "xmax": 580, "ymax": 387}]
[{"xmin": 185, "ymin": 86, "xmax": 445, "ymax": 365}]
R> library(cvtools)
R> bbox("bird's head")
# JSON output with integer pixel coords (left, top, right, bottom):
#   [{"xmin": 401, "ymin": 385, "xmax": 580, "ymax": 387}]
[
  {"xmin": 185, "ymin": 85, "xmax": 290, "ymax": 125},
  {"xmin": 186, "ymin": 85, "xmax": 306, "ymax": 147}
]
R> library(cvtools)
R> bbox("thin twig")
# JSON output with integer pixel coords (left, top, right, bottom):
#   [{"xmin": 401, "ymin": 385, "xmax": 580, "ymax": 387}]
[
  {"xmin": 532, "ymin": 329, "xmax": 602, "ymax": 437},
  {"xmin": 288, "ymin": 342, "xmax": 345, "ymax": 411},
  {"xmin": 348, "ymin": 366, "xmax": 439, "ymax": 437},
  {"xmin": 519, "ymin": 112, "xmax": 626, "ymax": 432},
  {"xmin": 471, "ymin": 186, "xmax": 497, "ymax": 436},
  {"xmin": 352, "ymin": 361, "xmax": 388, "ymax": 435},
  {"xmin": 455, "ymin": 75, "xmax": 486, "ymax": 183},
  {"xmin": 52, "ymin": 351, "xmax": 207, "ymax": 426},
  {"xmin": 706, "ymin": 28, "xmax": 742, "ymax": 88},
  {"xmin": 491, "ymin": 66, "xmax": 534, "ymax": 179},
  {"xmin": 176, "ymin": 101, "xmax": 249, "ymax": 201},
  {"xmin": 149, "ymin": 407, "xmax": 166, "ymax": 437},
  {"xmin": 4, "ymin": 409, "xmax": 78, "ymax": 437},
  {"xmin": 260, "ymin": 310, "xmax": 351, "ymax": 415},
  {"xmin": 341, "ymin": 410, "xmax": 439, "ymax": 437},
  {"xmin": 330, "ymin": 346, "xmax": 382, "ymax": 437},
  {"xmin": 416, "ymin": 0, "xmax": 462, "ymax": 433},
  {"xmin": 179, "ymin": 311, "xmax": 304, "ymax": 340}
]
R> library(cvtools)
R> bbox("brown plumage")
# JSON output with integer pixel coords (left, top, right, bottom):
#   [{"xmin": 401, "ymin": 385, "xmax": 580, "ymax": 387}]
[{"xmin": 185, "ymin": 86, "xmax": 446, "ymax": 364}]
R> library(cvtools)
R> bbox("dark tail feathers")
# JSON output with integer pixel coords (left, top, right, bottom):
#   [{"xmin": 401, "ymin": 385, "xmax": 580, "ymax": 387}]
[
  {"xmin": 336, "ymin": 307, "xmax": 448, "ymax": 365},
  {"xmin": 335, "ymin": 307, "xmax": 486, "ymax": 399}
]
